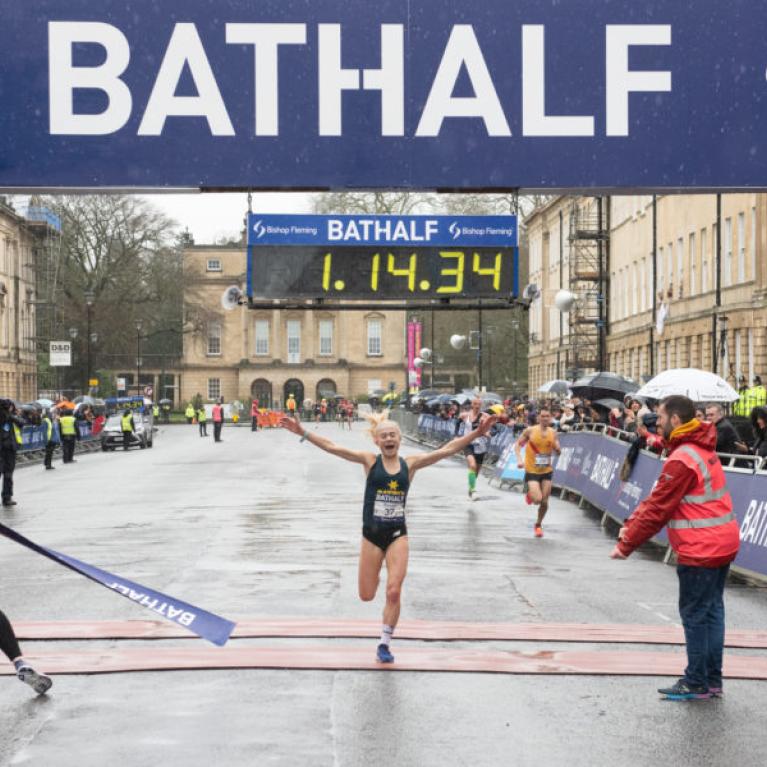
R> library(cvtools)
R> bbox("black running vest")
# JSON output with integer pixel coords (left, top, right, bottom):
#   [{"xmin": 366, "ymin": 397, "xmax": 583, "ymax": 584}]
[{"xmin": 363, "ymin": 456, "xmax": 410, "ymax": 528}]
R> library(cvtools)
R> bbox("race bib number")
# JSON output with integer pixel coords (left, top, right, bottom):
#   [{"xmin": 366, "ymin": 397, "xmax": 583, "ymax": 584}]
[
  {"xmin": 373, "ymin": 488, "xmax": 406, "ymax": 523},
  {"xmin": 534, "ymin": 454, "xmax": 552, "ymax": 467},
  {"xmin": 472, "ymin": 436, "xmax": 488, "ymax": 454}
]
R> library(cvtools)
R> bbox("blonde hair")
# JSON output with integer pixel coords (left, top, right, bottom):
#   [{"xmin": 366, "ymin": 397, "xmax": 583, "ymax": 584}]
[{"xmin": 362, "ymin": 409, "xmax": 399, "ymax": 440}]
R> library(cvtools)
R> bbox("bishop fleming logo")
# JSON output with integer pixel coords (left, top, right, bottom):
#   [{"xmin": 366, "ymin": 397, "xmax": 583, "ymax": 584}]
[
  {"xmin": 252, "ymin": 219, "xmax": 266, "ymax": 239},
  {"xmin": 449, "ymin": 221, "xmax": 461, "ymax": 240}
]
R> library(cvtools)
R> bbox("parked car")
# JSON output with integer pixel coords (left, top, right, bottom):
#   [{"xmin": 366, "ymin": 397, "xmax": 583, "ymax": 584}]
[{"xmin": 100, "ymin": 413, "xmax": 153, "ymax": 451}]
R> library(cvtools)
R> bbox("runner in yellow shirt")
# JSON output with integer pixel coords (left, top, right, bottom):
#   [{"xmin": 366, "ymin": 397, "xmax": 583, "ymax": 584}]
[{"xmin": 515, "ymin": 408, "xmax": 561, "ymax": 538}]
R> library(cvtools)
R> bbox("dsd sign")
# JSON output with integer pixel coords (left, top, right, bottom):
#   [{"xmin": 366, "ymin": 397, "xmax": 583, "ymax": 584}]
[{"xmin": 1, "ymin": 1, "xmax": 767, "ymax": 190}]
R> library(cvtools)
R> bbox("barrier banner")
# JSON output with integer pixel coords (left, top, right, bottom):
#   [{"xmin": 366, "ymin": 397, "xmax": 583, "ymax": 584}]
[
  {"xmin": 0, "ymin": 523, "xmax": 236, "ymax": 646},
  {"xmin": 553, "ymin": 432, "xmax": 767, "ymax": 576}
]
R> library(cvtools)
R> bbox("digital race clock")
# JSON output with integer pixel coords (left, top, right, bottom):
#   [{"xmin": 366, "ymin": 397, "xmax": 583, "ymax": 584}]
[{"xmin": 246, "ymin": 213, "xmax": 518, "ymax": 305}]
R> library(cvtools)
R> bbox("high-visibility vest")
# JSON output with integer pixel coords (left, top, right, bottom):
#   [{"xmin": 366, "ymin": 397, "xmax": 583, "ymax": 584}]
[
  {"xmin": 13, "ymin": 424, "xmax": 22, "ymax": 445},
  {"xmin": 197, "ymin": 409, "xmax": 207, "ymax": 423},
  {"xmin": 733, "ymin": 391, "xmax": 750, "ymax": 417},
  {"xmin": 121, "ymin": 414, "xmax": 134, "ymax": 432},
  {"xmin": 185, "ymin": 405, "xmax": 195, "ymax": 418},
  {"xmin": 43, "ymin": 417, "xmax": 53, "ymax": 442},
  {"xmin": 153, "ymin": 405, "xmax": 159, "ymax": 417},
  {"xmin": 666, "ymin": 443, "xmax": 740, "ymax": 561},
  {"xmin": 60, "ymin": 415, "xmax": 76, "ymax": 436}
]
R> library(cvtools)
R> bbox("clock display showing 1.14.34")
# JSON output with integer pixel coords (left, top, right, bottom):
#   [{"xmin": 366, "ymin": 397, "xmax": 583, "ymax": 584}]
[{"xmin": 251, "ymin": 246, "xmax": 516, "ymax": 300}]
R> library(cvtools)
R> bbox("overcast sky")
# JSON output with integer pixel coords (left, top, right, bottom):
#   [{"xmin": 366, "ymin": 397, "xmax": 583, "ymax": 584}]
[{"xmin": 142, "ymin": 191, "xmax": 315, "ymax": 244}]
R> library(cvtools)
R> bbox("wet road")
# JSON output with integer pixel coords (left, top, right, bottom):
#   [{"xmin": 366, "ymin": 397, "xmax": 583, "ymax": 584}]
[{"xmin": 1, "ymin": 422, "xmax": 766, "ymax": 766}]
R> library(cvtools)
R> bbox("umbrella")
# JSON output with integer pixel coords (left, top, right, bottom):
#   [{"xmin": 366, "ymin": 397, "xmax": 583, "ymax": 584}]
[
  {"xmin": 36, "ymin": 398, "xmax": 55, "ymax": 408},
  {"xmin": 538, "ymin": 380, "xmax": 571, "ymax": 397},
  {"xmin": 74, "ymin": 395, "xmax": 98, "ymax": 405},
  {"xmin": 425, "ymin": 394, "xmax": 457, "ymax": 408},
  {"xmin": 571, "ymin": 372, "xmax": 638, "ymax": 401},
  {"xmin": 20, "ymin": 402, "xmax": 42, "ymax": 413},
  {"xmin": 159, "ymin": 399, "xmax": 172, "ymax": 405},
  {"xmin": 593, "ymin": 398, "xmax": 624, "ymax": 411},
  {"xmin": 636, "ymin": 368, "xmax": 739, "ymax": 403},
  {"xmin": 451, "ymin": 393, "xmax": 472, "ymax": 406}
]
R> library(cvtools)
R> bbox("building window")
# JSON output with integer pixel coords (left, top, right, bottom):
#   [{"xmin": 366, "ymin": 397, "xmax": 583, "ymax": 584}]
[
  {"xmin": 724, "ymin": 217, "xmax": 732, "ymax": 287},
  {"xmin": 751, "ymin": 206, "xmax": 757, "ymax": 281},
  {"xmin": 738, "ymin": 212, "xmax": 746, "ymax": 282},
  {"xmin": 318, "ymin": 319, "xmax": 333, "ymax": 356},
  {"xmin": 677, "ymin": 238, "xmax": 684, "ymax": 298},
  {"xmin": 286, "ymin": 319, "xmax": 301, "ymax": 363},
  {"xmin": 700, "ymin": 228, "xmax": 708, "ymax": 293},
  {"xmin": 367, "ymin": 319, "xmax": 382, "ymax": 356},
  {"xmin": 689, "ymin": 232, "xmax": 696, "ymax": 296},
  {"xmin": 207, "ymin": 321, "xmax": 222, "ymax": 355},
  {"xmin": 254, "ymin": 320, "xmax": 269, "ymax": 356},
  {"xmin": 657, "ymin": 246, "xmax": 664, "ymax": 295},
  {"xmin": 206, "ymin": 258, "xmax": 222, "ymax": 272},
  {"xmin": 735, "ymin": 330, "xmax": 742, "ymax": 382},
  {"xmin": 208, "ymin": 378, "xmax": 221, "ymax": 400}
]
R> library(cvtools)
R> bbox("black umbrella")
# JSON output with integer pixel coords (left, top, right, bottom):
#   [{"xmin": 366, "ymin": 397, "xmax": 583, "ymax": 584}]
[
  {"xmin": 593, "ymin": 398, "xmax": 624, "ymax": 411},
  {"xmin": 571, "ymin": 372, "xmax": 638, "ymax": 401},
  {"xmin": 425, "ymin": 394, "xmax": 458, "ymax": 408}
]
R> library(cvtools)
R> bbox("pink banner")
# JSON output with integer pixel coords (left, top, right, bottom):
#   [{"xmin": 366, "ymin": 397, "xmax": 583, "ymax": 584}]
[
  {"xmin": 407, "ymin": 321, "xmax": 417, "ymax": 392},
  {"xmin": 414, "ymin": 321, "xmax": 423, "ymax": 388}
]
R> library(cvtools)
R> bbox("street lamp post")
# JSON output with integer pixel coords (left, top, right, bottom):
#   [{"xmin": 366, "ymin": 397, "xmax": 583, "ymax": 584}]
[
  {"xmin": 68, "ymin": 326, "xmax": 78, "ymax": 397},
  {"xmin": 135, "ymin": 319, "xmax": 143, "ymax": 395},
  {"xmin": 84, "ymin": 289, "xmax": 94, "ymax": 393}
]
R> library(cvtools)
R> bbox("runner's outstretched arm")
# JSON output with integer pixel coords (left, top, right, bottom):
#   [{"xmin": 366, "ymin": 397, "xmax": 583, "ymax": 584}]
[
  {"xmin": 279, "ymin": 415, "xmax": 374, "ymax": 467},
  {"xmin": 515, "ymin": 427, "xmax": 531, "ymax": 467},
  {"xmin": 407, "ymin": 415, "xmax": 498, "ymax": 474}
]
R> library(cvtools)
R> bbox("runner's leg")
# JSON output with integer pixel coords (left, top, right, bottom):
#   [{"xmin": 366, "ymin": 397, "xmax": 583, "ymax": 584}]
[
  {"xmin": 537, "ymin": 478, "xmax": 553, "ymax": 526},
  {"xmin": 383, "ymin": 535, "xmax": 409, "ymax": 630},
  {"xmin": 466, "ymin": 454, "xmax": 478, "ymax": 497},
  {"xmin": 0, "ymin": 609, "xmax": 51, "ymax": 695},
  {"xmin": 358, "ymin": 537, "xmax": 386, "ymax": 602},
  {"xmin": 0, "ymin": 609, "xmax": 22, "ymax": 662}
]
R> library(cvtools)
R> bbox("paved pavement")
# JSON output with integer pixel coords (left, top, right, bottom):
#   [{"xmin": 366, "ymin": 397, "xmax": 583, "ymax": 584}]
[{"xmin": 1, "ymin": 422, "xmax": 766, "ymax": 766}]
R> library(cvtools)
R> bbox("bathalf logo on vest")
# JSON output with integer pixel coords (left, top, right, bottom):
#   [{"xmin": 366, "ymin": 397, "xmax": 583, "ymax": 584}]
[{"xmin": 740, "ymin": 499, "xmax": 767, "ymax": 547}]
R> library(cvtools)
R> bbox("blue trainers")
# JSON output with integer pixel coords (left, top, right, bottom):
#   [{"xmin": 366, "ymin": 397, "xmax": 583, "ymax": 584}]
[
  {"xmin": 376, "ymin": 643, "xmax": 394, "ymax": 664},
  {"xmin": 658, "ymin": 679, "xmax": 710, "ymax": 701}
]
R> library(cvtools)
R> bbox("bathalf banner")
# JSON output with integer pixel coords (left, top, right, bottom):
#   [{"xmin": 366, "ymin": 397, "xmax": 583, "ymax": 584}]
[
  {"xmin": 553, "ymin": 432, "xmax": 767, "ymax": 579},
  {"xmin": 3, "ymin": 1, "xmax": 767, "ymax": 190},
  {"xmin": 0, "ymin": 523, "xmax": 236, "ymax": 646}
]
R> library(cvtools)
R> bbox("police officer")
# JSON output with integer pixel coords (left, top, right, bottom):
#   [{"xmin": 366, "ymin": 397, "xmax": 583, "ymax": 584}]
[
  {"xmin": 197, "ymin": 405, "xmax": 207, "ymax": 437},
  {"xmin": 42, "ymin": 409, "xmax": 58, "ymax": 470},
  {"xmin": 185, "ymin": 403, "xmax": 195, "ymax": 424},
  {"xmin": 0, "ymin": 401, "xmax": 24, "ymax": 506},
  {"xmin": 121, "ymin": 409, "xmax": 135, "ymax": 450},
  {"xmin": 152, "ymin": 403, "xmax": 160, "ymax": 420},
  {"xmin": 59, "ymin": 408, "xmax": 78, "ymax": 464}
]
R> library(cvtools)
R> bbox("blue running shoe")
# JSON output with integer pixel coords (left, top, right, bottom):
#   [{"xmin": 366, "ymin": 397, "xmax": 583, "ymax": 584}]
[
  {"xmin": 376, "ymin": 643, "xmax": 394, "ymax": 664},
  {"xmin": 658, "ymin": 679, "xmax": 710, "ymax": 701}
]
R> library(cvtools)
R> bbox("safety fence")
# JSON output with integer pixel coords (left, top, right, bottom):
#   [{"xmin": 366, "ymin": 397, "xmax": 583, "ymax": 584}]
[
  {"xmin": 395, "ymin": 412, "xmax": 767, "ymax": 582},
  {"xmin": 15, "ymin": 421, "xmax": 99, "ymax": 464}
]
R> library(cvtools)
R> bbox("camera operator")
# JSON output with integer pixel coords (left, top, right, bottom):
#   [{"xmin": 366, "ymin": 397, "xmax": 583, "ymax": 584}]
[{"xmin": 0, "ymin": 400, "xmax": 25, "ymax": 507}]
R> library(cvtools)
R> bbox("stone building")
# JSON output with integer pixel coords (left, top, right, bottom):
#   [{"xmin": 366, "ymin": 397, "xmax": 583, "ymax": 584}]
[
  {"xmin": 0, "ymin": 199, "xmax": 50, "ymax": 401},
  {"xmin": 181, "ymin": 245, "xmax": 407, "ymax": 406},
  {"xmin": 526, "ymin": 194, "xmax": 767, "ymax": 393}
]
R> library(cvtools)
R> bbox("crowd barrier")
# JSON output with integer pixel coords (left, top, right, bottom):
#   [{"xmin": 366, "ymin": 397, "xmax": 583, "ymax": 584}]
[
  {"xmin": 398, "ymin": 412, "xmax": 767, "ymax": 582},
  {"xmin": 17, "ymin": 421, "xmax": 97, "ymax": 456}
]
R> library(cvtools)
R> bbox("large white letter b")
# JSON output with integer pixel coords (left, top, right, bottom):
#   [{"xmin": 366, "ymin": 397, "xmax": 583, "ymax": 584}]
[{"xmin": 49, "ymin": 22, "xmax": 132, "ymax": 135}]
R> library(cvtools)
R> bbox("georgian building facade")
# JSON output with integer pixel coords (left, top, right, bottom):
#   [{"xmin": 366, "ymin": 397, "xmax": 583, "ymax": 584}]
[
  {"xmin": 0, "ymin": 200, "xmax": 43, "ymax": 401},
  {"xmin": 526, "ymin": 194, "xmax": 767, "ymax": 393},
  {"xmin": 181, "ymin": 245, "xmax": 406, "ymax": 407}
]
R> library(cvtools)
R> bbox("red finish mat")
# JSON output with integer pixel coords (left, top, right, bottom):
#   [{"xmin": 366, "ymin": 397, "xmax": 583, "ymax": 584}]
[
  {"xmin": 12, "ymin": 618, "xmax": 767, "ymax": 648},
  {"xmin": 1, "ymin": 646, "xmax": 767, "ymax": 678}
]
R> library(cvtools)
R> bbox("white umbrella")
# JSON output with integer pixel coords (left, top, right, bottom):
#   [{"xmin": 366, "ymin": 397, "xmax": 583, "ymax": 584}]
[
  {"xmin": 538, "ymin": 380, "xmax": 571, "ymax": 397},
  {"xmin": 636, "ymin": 368, "xmax": 739, "ymax": 403}
]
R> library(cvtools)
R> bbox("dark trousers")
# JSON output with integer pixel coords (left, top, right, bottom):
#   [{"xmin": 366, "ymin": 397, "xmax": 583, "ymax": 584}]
[
  {"xmin": 44, "ymin": 442, "xmax": 55, "ymax": 468},
  {"xmin": 0, "ymin": 449, "xmax": 15, "ymax": 502},
  {"xmin": 199, "ymin": 421, "xmax": 207, "ymax": 436},
  {"xmin": 0, "ymin": 608, "xmax": 21, "ymax": 662},
  {"xmin": 122, "ymin": 430, "xmax": 132, "ymax": 449},
  {"xmin": 213, "ymin": 421, "xmax": 222, "ymax": 442},
  {"xmin": 678, "ymin": 564, "xmax": 729, "ymax": 689},
  {"xmin": 61, "ymin": 436, "xmax": 76, "ymax": 463},
  {"xmin": 251, "ymin": 416, "xmax": 258, "ymax": 431}
]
